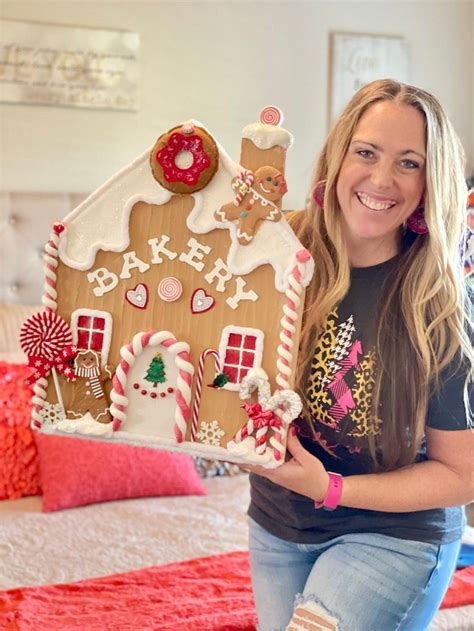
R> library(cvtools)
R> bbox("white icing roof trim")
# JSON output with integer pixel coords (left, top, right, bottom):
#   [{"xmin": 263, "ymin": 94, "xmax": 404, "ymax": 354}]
[
  {"xmin": 59, "ymin": 150, "xmax": 173, "ymax": 271},
  {"xmin": 187, "ymin": 200, "xmax": 314, "ymax": 292},
  {"xmin": 241, "ymin": 123, "xmax": 293, "ymax": 150},
  {"xmin": 58, "ymin": 120, "xmax": 313, "ymax": 292},
  {"xmin": 59, "ymin": 121, "xmax": 241, "ymax": 272}
]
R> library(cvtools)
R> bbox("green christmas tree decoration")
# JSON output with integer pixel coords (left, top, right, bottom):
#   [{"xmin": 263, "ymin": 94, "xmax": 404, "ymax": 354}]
[{"xmin": 144, "ymin": 352, "xmax": 167, "ymax": 387}]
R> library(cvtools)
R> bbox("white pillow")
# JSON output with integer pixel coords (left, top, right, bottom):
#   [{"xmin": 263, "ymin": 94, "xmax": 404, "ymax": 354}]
[{"xmin": 0, "ymin": 302, "xmax": 42, "ymax": 360}]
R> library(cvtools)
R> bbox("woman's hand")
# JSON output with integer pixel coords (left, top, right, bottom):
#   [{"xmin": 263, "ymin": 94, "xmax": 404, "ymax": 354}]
[{"xmin": 246, "ymin": 429, "xmax": 330, "ymax": 502}]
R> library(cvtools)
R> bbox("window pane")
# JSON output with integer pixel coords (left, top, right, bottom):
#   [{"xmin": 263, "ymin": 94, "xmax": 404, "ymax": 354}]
[
  {"xmin": 242, "ymin": 351, "xmax": 255, "ymax": 368},
  {"xmin": 93, "ymin": 317, "xmax": 105, "ymax": 331},
  {"xmin": 77, "ymin": 330, "xmax": 90, "ymax": 348},
  {"xmin": 77, "ymin": 315, "xmax": 91, "ymax": 328},
  {"xmin": 224, "ymin": 349, "xmax": 240, "ymax": 365},
  {"xmin": 223, "ymin": 365, "xmax": 239, "ymax": 383},
  {"xmin": 243, "ymin": 335, "xmax": 256, "ymax": 350},
  {"xmin": 228, "ymin": 333, "xmax": 242, "ymax": 347},
  {"xmin": 91, "ymin": 332, "xmax": 104, "ymax": 351},
  {"xmin": 239, "ymin": 367, "xmax": 249, "ymax": 380}
]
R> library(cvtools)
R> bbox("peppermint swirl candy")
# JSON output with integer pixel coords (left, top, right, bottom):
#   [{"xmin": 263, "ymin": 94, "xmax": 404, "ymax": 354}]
[
  {"xmin": 158, "ymin": 277, "xmax": 183, "ymax": 302},
  {"xmin": 259, "ymin": 106, "xmax": 283, "ymax": 127}
]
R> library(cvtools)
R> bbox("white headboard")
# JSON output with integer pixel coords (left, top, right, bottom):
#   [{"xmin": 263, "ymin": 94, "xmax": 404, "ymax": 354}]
[{"xmin": 0, "ymin": 191, "xmax": 87, "ymax": 305}]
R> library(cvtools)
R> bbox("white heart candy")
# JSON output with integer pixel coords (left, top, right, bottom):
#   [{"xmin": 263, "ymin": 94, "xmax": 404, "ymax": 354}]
[
  {"xmin": 126, "ymin": 283, "xmax": 148, "ymax": 309},
  {"xmin": 191, "ymin": 288, "xmax": 215, "ymax": 314}
]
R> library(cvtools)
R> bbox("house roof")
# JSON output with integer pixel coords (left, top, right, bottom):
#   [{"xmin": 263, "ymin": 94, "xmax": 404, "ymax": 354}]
[{"xmin": 57, "ymin": 121, "xmax": 313, "ymax": 292}]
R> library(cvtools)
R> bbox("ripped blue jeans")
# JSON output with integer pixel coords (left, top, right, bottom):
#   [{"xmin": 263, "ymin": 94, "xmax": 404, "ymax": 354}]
[{"xmin": 248, "ymin": 517, "xmax": 460, "ymax": 631}]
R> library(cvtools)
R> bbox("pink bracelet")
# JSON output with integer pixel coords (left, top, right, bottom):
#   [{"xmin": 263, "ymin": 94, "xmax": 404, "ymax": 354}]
[{"xmin": 314, "ymin": 472, "xmax": 343, "ymax": 511}]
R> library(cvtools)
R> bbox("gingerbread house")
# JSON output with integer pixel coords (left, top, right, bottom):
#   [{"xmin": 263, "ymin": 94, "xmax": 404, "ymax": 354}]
[{"xmin": 25, "ymin": 108, "xmax": 314, "ymax": 467}]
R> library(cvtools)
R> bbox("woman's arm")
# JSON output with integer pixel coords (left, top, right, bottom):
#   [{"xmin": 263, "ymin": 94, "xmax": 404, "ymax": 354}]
[
  {"xmin": 250, "ymin": 427, "xmax": 474, "ymax": 512},
  {"xmin": 340, "ymin": 427, "xmax": 473, "ymax": 511}
]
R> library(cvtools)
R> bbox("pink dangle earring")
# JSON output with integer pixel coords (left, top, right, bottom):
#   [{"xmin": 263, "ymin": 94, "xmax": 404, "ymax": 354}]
[
  {"xmin": 406, "ymin": 198, "xmax": 428, "ymax": 235},
  {"xmin": 312, "ymin": 180, "xmax": 326, "ymax": 209}
]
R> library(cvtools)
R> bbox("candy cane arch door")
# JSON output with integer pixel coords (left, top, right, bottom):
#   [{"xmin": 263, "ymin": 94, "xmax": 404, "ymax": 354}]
[{"xmin": 110, "ymin": 330, "xmax": 194, "ymax": 442}]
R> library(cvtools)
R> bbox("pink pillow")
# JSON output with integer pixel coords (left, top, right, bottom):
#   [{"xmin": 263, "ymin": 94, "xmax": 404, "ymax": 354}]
[
  {"xmin": 35, "ymin": 433, "xmax": 207, "ymax": 512},
  {"xmin": 0, "ymin": 362, "xmax": 40, "ymax": 500}
]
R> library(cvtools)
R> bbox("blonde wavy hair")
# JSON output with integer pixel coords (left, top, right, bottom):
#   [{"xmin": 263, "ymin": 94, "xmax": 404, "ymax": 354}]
[{"xmin": 291, "ymin": 79, "xmax": 473, "ymax": 471}]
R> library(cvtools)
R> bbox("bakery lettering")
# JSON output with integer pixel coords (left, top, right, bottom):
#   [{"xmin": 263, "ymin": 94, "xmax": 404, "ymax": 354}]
[{"xmin": 86, "ymin": 236, "xmax": 259, "ymax": 309}]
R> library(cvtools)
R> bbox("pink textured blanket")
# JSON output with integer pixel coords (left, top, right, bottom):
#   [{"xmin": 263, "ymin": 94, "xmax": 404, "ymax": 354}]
[
  {"xmin": 0, "ymin": 551, "xmax": 257, "ymax": 630},
  {"xmin": 1, "ymin": 551, "xmax": 471, "ymax": 629}
]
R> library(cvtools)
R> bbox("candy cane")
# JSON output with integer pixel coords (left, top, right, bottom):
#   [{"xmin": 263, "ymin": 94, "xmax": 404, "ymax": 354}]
[
  {"xmin": 237, "ymin": 369, "xmax": 281, "ymax": 460},
  {"xmin": 276, "ymin": 249, "xmax": 312, "ymax": 390},
  {"xmin": 254, "ymin": 425, "xmax": 270, "ymax": 455},
  {"xmin": 265, "ymin": 389, "xmax": 303, "ymax": 424},
  {"xmin": 110, "ymin": 331, "xmax": 194, "ymax": 442},
  {"xmin": 191, "ymin": 348, "xmax": 222, "ymax": 441},
  {"xmin": 269, "ymin": 430, "xmax": 286, "ymax": 461},
  {"xmin": 232, "ymin": 170, "xmax": 254, "ymax": 206},
  {"xmin": 266, "ymin": 389, "xmax": 303, "ymax": 460},
  {"xmin": 234, "ymin": 409, "xmax": 282, "ymax": 458},
  {"xmin": 42, "ymin": 222, "xmax": 65, "ymax": 314},
  {"xmin": 239, "ymin": 368, "xmax": 271, "ymax": 404},
  {"xmin": 234, "ymin": 417, "xmax": 254, "ymax": 444},
  {"xmin": 30, "ymin": 222, "xmax": 67, "ymax": 427},
  {"xmin": 238, "ymin": 285, "xmax": 308, "ymax": 463},
  {"xmin": 31, "ymin": 378, "xmax": 48, "ymax": 428}
]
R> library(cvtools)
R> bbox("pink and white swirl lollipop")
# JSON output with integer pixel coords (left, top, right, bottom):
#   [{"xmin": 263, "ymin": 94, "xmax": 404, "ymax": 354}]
[
  {"xmin": 260, "ymin": 106, "xmax": 283, "ymax": 127},
  {"xmin": 20, "ymin": 310, "xmax": 76, "ymax": 415},
  {"xmin": 158, "ymin": 277, "xmax": 183, "ymax": 302}
]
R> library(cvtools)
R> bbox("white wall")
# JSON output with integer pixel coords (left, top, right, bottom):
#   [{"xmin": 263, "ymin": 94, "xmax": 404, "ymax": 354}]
[{"xmin": 1, "ymin": 0, "xmax": 473, "ymax": 209}]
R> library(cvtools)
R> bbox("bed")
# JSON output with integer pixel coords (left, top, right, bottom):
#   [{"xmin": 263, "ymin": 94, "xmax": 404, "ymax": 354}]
[{"xmin": 0, "ymin": 192, "xmax": 472, "ymax": 630}]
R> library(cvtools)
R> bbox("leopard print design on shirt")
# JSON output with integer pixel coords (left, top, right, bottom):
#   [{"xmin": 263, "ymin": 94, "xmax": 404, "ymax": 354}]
[{"xmin": 306, "ymin": 308, "xmax": 381, "ymax": 453}]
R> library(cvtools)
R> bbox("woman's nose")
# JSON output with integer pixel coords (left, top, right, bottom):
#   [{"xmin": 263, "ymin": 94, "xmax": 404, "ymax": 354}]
[{"xmin": 370, "ymin": 161, "xmax": 393, "ymax": 189}]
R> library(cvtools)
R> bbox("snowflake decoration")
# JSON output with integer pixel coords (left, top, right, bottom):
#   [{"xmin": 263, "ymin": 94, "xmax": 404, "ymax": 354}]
[
  {"xmin": 196, "ymin": 420, "xmax": 225, "ymax": 447},
  {"xmin": 39, "ymin": 402, "xmax": 63, "ymax": 425}
]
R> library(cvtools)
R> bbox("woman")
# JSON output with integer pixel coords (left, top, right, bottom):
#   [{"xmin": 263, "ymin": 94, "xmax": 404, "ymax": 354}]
[{"xmin": 248, "ymin": 80, "xmax": 473, "ymax": 631}]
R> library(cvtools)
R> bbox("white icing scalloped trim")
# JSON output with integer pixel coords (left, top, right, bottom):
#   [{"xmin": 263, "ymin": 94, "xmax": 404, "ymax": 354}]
[
  {"xmin": 55, "ymin": 413, "xmax": 114, "ymax": 437},
  {"xmin": 188, "ymin": 204, "xmax": 314, "ymax": 292},
  {"xmin": 58, "ymin": 121, "xmax": 240, "ymax": 272},
  {"xmin": 56, "ymin": 119, "xmax": 313, "ymax": 294},
  {"xmin": 241, "ymin": 122, "xmax": 293, "ymax": 150}
]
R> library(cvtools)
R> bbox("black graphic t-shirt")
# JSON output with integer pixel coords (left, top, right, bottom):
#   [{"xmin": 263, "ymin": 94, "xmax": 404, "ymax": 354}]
[{"xmin": 249, "ymin": 257, "xmax": 472, "ymax": 545}]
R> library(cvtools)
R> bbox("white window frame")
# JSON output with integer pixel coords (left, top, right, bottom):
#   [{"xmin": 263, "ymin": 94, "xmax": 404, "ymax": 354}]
[
  {"xmin": 70, "ymin": 308, "xmax": 113, "ymax": 366},
  {"xmin": 217, "ymin": 325, "xmax": 264, "ymax": 392}
]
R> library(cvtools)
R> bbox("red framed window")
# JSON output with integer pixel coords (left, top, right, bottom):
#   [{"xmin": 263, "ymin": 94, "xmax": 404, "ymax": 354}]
[
  {"xmin": 71, "ymin": 309, "xmax": 112, "ymax": 365},
  {"xmin": 218, "ymin": 326, "xmax": 264, "ymax": 391}
]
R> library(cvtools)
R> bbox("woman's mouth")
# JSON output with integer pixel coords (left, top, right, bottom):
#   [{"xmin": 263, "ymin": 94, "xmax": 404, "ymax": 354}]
[{"xmin": 356, "ymin": 192, "xmax": 397, "ymax": 211}]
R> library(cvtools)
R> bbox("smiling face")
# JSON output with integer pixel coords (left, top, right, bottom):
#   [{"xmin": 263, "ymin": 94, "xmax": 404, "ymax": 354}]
[
  {"xmin": 336, "ymin": 101, "xmax": 426, "ymax": 266},
  {"xmin": 75, "ymin": 350, "xmax": 99, "ymax": 370},
  {"xmin": 254, "ymin": 166, "xmax": 288, "ymax": 201}
]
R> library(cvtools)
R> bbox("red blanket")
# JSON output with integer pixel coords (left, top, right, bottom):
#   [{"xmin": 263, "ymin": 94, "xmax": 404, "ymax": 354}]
[
  {"xmin": 0, "ymin": 551, "xmax": 257, "ymax": 631},
  {"xmin": 1, "ymin": 552, "xmax": 472, "ymax": 630},
  {"xmin": 441, "ymin": 565, "xmax": 474, "ymax": 609}
]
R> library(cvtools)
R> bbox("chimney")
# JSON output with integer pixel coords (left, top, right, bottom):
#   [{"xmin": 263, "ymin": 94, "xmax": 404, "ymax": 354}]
[{"xmin": 239, "ymin": 106, "xmax": 293, "ymax": 177}]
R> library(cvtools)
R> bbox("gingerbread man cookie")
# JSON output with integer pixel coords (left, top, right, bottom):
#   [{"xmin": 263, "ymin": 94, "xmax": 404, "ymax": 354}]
[
  {"xmin": 215, "ymin": 165, "xmax": 287, "ymax": 245},
  {"xmin": 66, "ymin": 350, "xmax": 112, "ymax": 424}
]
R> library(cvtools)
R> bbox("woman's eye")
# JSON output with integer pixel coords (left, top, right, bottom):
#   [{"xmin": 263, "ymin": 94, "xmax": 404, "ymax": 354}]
[
  {"xmin": 401, "ymin": 159, "xmax": 419, "ymax": 169},
  {"xmin": 357, "ymin": 150, "xmax": 373, "ymax": 159}
]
